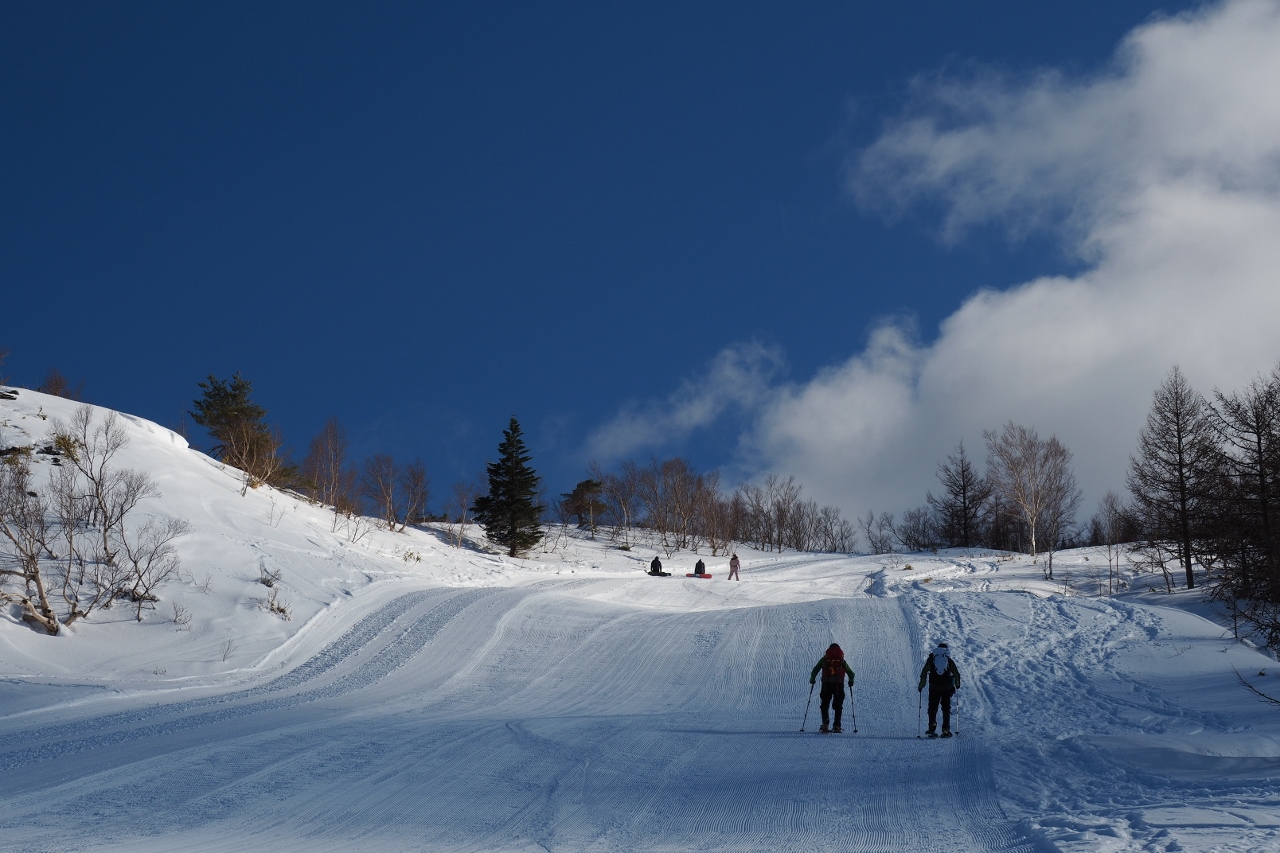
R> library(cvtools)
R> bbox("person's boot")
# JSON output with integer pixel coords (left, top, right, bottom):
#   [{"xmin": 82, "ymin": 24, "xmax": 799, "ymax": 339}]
[
  {"xmin": 818, "ymin": 723, "xmax": 829, "ymax": 733},
  {"xmin": 926, "ymin": 726, "xmax": 937, "ymax": 738}
]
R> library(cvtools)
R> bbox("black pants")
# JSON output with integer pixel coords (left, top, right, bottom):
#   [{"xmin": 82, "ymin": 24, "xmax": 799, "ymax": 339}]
[
  {"xmin": 820, "ymin": 682, "xmax": 845, "ymax": 727},
  {"xmin": 927, "ymin": 688, "xmax": 953, "ymax": 731}
]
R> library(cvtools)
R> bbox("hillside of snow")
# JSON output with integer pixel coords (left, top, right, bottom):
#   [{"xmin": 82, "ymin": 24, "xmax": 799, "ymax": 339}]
[{"xmin": 2, "ymin": 390, "xmax": 1280, "ymax": 852}]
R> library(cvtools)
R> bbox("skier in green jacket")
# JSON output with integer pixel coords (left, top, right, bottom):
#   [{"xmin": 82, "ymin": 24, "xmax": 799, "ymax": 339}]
[{"xmin": 809, "ymin": 643, "xmax": 855, "ymax": 733}]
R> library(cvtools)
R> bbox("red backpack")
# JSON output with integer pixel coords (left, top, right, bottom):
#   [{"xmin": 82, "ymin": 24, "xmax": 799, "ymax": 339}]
[{"xmin": 824, "ymin": 645, "xmax": 845, "ymax": 677}]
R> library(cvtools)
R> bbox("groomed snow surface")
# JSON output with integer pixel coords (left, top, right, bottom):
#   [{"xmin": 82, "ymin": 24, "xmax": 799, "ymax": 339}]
[{"xmin": 2, "ymin": 392, "xmax": 1280, "ymax": 852}]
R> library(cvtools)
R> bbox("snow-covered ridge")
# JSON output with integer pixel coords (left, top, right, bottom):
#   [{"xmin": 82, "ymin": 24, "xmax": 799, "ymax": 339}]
[{"xmin": 0, "ymin": 389, "xmax": 606, "ymax": 684}]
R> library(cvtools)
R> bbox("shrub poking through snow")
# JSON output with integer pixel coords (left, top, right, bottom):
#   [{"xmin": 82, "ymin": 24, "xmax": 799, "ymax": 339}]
[{"xmin": 0, "ymin": 405, "xmax": 190, "ymax": 633}]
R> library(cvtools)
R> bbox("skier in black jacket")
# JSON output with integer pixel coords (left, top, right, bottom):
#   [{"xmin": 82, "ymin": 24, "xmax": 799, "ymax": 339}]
[{"xmin": 917, "ymin": 642, "xmax": 961, "ymax": 737}]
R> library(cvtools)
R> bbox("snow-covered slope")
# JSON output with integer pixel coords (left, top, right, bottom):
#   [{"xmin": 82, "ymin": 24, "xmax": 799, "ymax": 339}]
[{"xmin": 2, "ymin": 391, "xmax": 1279, "ymax": 852}]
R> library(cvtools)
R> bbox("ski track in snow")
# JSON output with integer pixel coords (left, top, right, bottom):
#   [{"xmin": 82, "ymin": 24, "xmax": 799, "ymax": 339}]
[
  {"xmin": 908, "ymin": 583, "xmax": 1280, "ymax": 852},
  {"xmin": 0, "ymin": 568, "xmax": 1054, "ymax": 853},
  {"xmin": 1, "ymin": 548, "xmax": 1278, "ymax": 851}
]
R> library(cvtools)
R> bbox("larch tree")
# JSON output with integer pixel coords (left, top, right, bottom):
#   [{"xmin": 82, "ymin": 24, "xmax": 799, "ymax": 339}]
[
  {"xmin": 1210, "ymin": 370, "xmax": 1280, "ymax": 600},
  {"xmin": 926, "ymin": 440, "xmax": 992, "ymax": 548},
  {"xmin": 1127, "ymin": 366, "xmax": 1217, "ymax": 590}
]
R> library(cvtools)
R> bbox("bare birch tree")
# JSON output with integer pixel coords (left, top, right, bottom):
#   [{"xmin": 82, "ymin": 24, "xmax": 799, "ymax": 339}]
[
  {"xmin": 896, "ymin": 505, "xmax": 937, "ymax": 552},
  {"xmin": 734, "ymin": 475, "xmax": 803, "ymax": 552},
  {"xmin": 595, "ymin": 461, "xmax": 641, "ymax": 549},
  {"xmin": 736, "ymin": 481, "xmax": 771, "ymax": 551},
  {"xmin": 234, "ymin": 423, "xmax": 289, "ymax": 495},
  {"xmin": 701, "ymin": 492, "xmax": 737, "ymax": 556},
  {"xmin": 767, "ymin": 475, "xmax": 803, "ymax": 553},
  {"xmin": 49, "ymin": 462, "xmax": 126, "ymax": 625},
  {"xmin": 984, "ymin": 422, "xmax": 1081, "ymax": 577},
  {"xmin": 1038, "ymin": 456, "xmax": 1083, "ymax": 578},
  {"xmin": 0, "ymin": 406, "xmax": 188, "ymax": 633},
  {"xmin": 1090, "ymin": 490, "xmax": 1128, "ymax": 596},
  {"xmin": 399, "ymin": 460, "xmax": 430, "ymax": 531},
  {"xmin": 666, "ymin": 459, "xmax": 704, "ymax": 552},
  {"xmin": 444, "ymin": 479, "xmax": 482, "ymax": 548},
  {"xmin": 60, "ymin": 408, "xmax": 157, "ymax": 572},
  {"xmin": 0, "ymin": 456, "xmax": 60, "ymax": 633},
  {"xmin": 361, "ymin": 454, "xmax": 400, "ymax": 530},
  {"xmin": 813, "ymin": 504, "xmax": 857, "ymax": 552},
  {"xmin": 37, "ymin": 368, "xmax": 85, "ymax": 401},
  {"xmin": 302, "ymin": 417, "xmax": 358, "ymax": 528},
  {"xmin": 860, "ymin": 510, "xmax": 896, "ymax": 554},
  {"xmin": 117, "ymin": 515, "xmax": 191, "ymax": 620}
]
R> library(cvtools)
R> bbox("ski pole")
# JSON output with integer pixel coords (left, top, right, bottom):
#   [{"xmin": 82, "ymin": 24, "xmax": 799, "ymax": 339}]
[
  {"xmin": 800, "ymin": 680, "xmax": 815, "ymax": 732},
  {"xmin": 917, "ymin": 688, "xmax": 923, "ymax": 738},
  {"xmin": 849, "ymin": 687, "xmax": 858, "ymax": 734}
]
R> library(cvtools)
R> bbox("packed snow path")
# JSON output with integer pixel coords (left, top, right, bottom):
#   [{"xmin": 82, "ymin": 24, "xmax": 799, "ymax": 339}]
[
  {"xmin": 4, "ymin": 551, "xmax": 1280, "ymax": 852},
  {"xmin": 0, "ymin": 570, "xmax": 1050, "ymax": 853}
]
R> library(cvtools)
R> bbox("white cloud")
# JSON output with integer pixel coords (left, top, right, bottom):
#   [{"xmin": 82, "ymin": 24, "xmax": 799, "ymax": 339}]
[
  {"xmin": 589, "ymin": 0, "xmax": 1280, "ymax": 523},
  {"xmin": 853, "ymin": 0, "xmax": 1280, "ymax": 244},
  {"xmin": 583, "ymin": 340, "xmax": 785, "ymax": 464}
]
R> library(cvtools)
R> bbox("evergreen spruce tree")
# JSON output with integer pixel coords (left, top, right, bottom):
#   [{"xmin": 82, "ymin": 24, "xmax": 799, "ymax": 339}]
[
  {"xmin": 190, "ymin": 372, "xmax": 268, "ymax": 462},
  {"xmin": 190, "ymin": 372, "xmax": 296, "ymax": 490},
  {"xmin": 472, "ymin": 418, "xmax": 544, "ymax": 557}
]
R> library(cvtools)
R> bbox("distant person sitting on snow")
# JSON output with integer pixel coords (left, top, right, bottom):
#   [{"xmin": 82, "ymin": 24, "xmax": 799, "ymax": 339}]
[
  {"xmin": 728, "ymin": 553, "xmax": 741, "ymax": 581},
  {"xmin": 809, "ymin": 643, "xmax": 855, "ymax": 733},
  {"xmin": 649, "ymin": 556, "xmax": 665, "ymax": 576},
  {"xmin": 917, "ymin": 642, "xmax": 961, "ymax": 737},
  {"xmin": 693, "ymin": 558, "xmax": 707, "ymax": 576}
]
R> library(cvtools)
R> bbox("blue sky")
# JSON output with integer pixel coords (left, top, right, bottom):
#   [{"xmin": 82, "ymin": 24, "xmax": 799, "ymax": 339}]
[{"xmin": 11, "ymin": 0, "xmax": 1277, "ymax": 520}]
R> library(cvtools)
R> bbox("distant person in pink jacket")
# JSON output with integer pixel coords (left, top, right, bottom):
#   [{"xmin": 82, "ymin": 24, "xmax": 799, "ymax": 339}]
[{"xmin": 728, "ymin": 553, "xmax": 741, "ymax": 580}]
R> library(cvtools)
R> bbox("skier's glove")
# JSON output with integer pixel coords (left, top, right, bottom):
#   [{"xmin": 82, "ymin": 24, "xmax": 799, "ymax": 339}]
[{"xmin": 809, "ymin": 677, "xmax": 815, "ymax": 685}]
